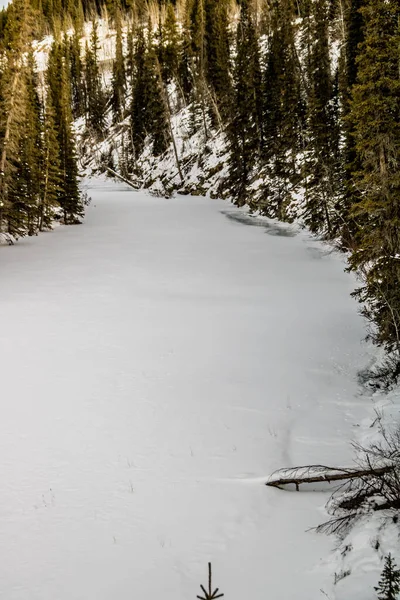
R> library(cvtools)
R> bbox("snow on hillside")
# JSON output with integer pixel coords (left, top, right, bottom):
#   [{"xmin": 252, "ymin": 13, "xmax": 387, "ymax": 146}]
[
  {"xmin": 0, "ymin": 177, "xmax": 388, "ymax": 600},
  {"xmin": 80, "ymin": 82, "xmax": 232, "ymax": 201}
]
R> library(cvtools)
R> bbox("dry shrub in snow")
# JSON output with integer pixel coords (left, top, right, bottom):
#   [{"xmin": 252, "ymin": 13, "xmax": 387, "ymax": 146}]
[{"xmin": 318, "ymin": 429, "xmax": 400, "ymax": 537}]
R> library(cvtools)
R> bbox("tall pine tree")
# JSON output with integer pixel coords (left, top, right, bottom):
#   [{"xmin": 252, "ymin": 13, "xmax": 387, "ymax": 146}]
[
  {"xmin": 303, "ymin": 0, "xmax": 341, "ymax": 236},
  {"xmin": 159, "ymin": 2, "xmax": 180, "ymax": 84},
  {"xmin": 0, "ymin": 0, "xmax": 38, "ymax": 237},
  {"xmin": 69, "ymin": 28, "xmax": 85, "ymax": 119},
  {"xmin": 111, "ymin": 8, "xmax": 126, "ymax": 123},
  {"xmin": 375, "ymin": 555, "xmax": 400, "ymax": 600},
  {"xmin": 260, "ymin": 0, "xmax": 304, "ymax": 219},
  {"xmin": 84, "ymin": 20, "xmax": 106, "ymax": 137},
  {"xmin": 227, "ymin": 0, "xmax": 262, "ymax": 205},
  {"xmin": 39, "ymin": 91, "xmax": 62, "ymax": 230},
  {"xmin": 348, "ymin": 0, "xmax": 400, "ymax": 355},
  {"xmin": 204, "ymin": 0, "xmax": 231, "ymax": 121}
]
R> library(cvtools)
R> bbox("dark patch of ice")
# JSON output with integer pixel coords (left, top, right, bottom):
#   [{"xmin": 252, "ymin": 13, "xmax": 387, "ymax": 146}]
[{"xmin": 221, "ymin": 210, "xmax": 297, "ymax": 237}]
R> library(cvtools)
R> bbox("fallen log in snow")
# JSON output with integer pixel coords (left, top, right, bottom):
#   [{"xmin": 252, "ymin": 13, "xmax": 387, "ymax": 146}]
[
  {"xmin": 104, "ymin": 167, "xmax": 143, "ymax": 190},
  {"xmin": 266, "ymin": 464, "xmax": 394, "ymax": 491}
]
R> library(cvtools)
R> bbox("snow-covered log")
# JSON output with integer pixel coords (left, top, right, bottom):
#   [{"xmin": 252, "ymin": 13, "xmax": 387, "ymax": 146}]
[{"xmin": 266, "ymin": 465, "xmax": 394, "ymax": 491}]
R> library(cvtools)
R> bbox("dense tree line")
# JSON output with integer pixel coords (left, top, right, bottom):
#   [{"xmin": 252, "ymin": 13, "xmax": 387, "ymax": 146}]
[
  {"xmin": 0, "ymin": 0, "xmax": 83, "ymax": 240},
  {"xmin": 0, "ymin": 0, "xmax": 399, "ymax": 378}
]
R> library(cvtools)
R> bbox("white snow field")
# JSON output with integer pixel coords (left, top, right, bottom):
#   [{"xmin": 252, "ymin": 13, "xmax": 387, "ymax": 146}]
[{"xmin": 0, "ymin": 178, "xmax": 373, "ymax": 600}]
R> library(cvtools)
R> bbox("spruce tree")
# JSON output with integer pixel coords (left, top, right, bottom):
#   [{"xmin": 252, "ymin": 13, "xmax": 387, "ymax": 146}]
[
  {"xmin": 60, "ymin": 62, "xmax": 82, "ymax": 224},
  {"xmin": 111, "ymin": 8, "xmax": 126, "ymax": 123},
  {"xmin": 71, "ymin": 0, "xmax": 84, "ymax": 32},
  {"xmin": 0, "ymin": 0, "xmax": 36, "ymax": 237},
  {"xmin": 204, "ymin": 0, "xmax": 231, "ymax": 120},
  {"xmin": 39, "ymin": 92, "xmax": 62, "ymax": 230},
  {"xmin": 336, "ymin": 0, "xmax": 366, "ymax": 248},
  {"xmin": 345, "ymin": 0, "xmax": 365, "ymax": 96},
  {"xmin": 149, "ymin": 57, "xmax": 170, "ymax": 156},
  {"xmin": 18, "ymin": 50, "xmax": 42, "ymax": 234},
  {"xmin": 227, "ymin": 0, "xmax": 262, "ymax": 205},
  {"xmin": 348, "ymin": 0, "xmax": 400, "ymax": 353},
  {"xmin": 178, "ymin": 0, "xmax": 194, "ymax": 101},
  {"xmin": 47, "ymin": 37, "xmax": 63, "ymax": 117},
  {"xmin": 260, "ymin": 0, "xmax": 303, "ymax": 219},
  {"xmin": 303, "ymin": 0, "xmax": 340, "ymax": 236},
  {"xmin": 159, "ymin": 2, "xmax": 180, "ymax": 84},
  {"xmin": 189, "ymin": 0, "xmax": 208, "ymax": 137},
  {"xmin": 84, "ymin": 20, "xmax": 106, "ymax": 136},
  {"xmin": 130, "ymin": 24, "xmax": 148, "ymax": 157},
  {"xmin": 7, "ymin": 57, "xmax": 42, "ymax": 237},
  {"xmin": 375, "ymin": 555, "xmax": 400, "ymax": 600},
  {"xmin": 126, "ymin": 21, "xmax": 136, "ymax": 88},
  {"xmin": 342, "ymin": 1, "xmax": 365, "ymax": 176},
  {"xmin": 189, "ymin": 0, "xmax": 205, "ymax": 71},
  {"xmin": 69, "ymin": 28, "xmax": 85, "ymax": 119}
]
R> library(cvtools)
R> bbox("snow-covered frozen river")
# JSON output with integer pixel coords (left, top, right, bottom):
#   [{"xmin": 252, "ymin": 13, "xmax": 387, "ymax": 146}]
[{"xmin": 0, "ymin": 179, "xmax": 371, "ymax": 599}]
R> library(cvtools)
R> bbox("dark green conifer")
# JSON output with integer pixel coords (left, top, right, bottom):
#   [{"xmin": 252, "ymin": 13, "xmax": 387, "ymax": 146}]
[
  {"xmin": 126, "ymin": 22, "xmax": 135, "ymax": 87},
  {"xmin": 131, "ymin": 23, "xmax": 170, "ymax": 158},
  {"xmin": 260, "ymin": 0, "xmax": 303, "ymax": 219},
  {"xmin": 71, "ymin": 0, "xmax": 84, "ymax": 32},
  {"xmin": 69, "ymin": 28, "xmax": 85, "ymax": 119},
  {"xmin": 0, "ymin": 0, "xmax": 36, "ymax": 237},
  {"xmin": 111, "ymin": 8, "xmax": 126, "ymax": 123},
  {"xmin": 178, "ymin": 0, "xmax": 194, "ymax": 100},
  {"xmin": 84, "ymin": 20, "xmax": 106, "ymax": 136},
  {"xmin": 39, "ymin": 92, "xmax": 62, "ymax": 230},
  {"xmin": 148, "ymin": 49, "xmax": 170, "ymax": 157},
  {"xmin": 375, "ymin": 555, "xmax": 400, "ymax": 600},
  {"xmin": 130, "ymin": 24, "xmax": 148, "ymax": 157},
  {"xmin": 7, "ymin": 52, "xmax": 42, "ymax": 236},
  {"xmin": 188, "ymin": 0, "xmax": 209, "ymax": 137},
  {"xmin": 345, "ymin": 0, "xmax": 365, "ymax": 94},
  {"xmin": 348, "ymin": 0, "xmax": 400, "ymax": 354},
  {"xmin": 159, "ymin": 2, "xmax": 180, "ymax": 84},
  {"xmin": 204, "ymin": 0, "xmax": 231, "ymax": 120},
  {"xmin": 303, "ymin": 0, "xmax": 340, "ymax": 236},
  {"xmin": 227, "ymin": 0, "xmax": 262, "ymax": 205},
  {"xmin": 334, "ymin": 0, "xmax": 366, "ymax": 247}
]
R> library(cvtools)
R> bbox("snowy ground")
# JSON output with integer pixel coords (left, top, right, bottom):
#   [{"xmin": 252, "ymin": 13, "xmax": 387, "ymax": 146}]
[{"xmin": 0, "ymin": 179, "xmax": 375, "ymax": 599}]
